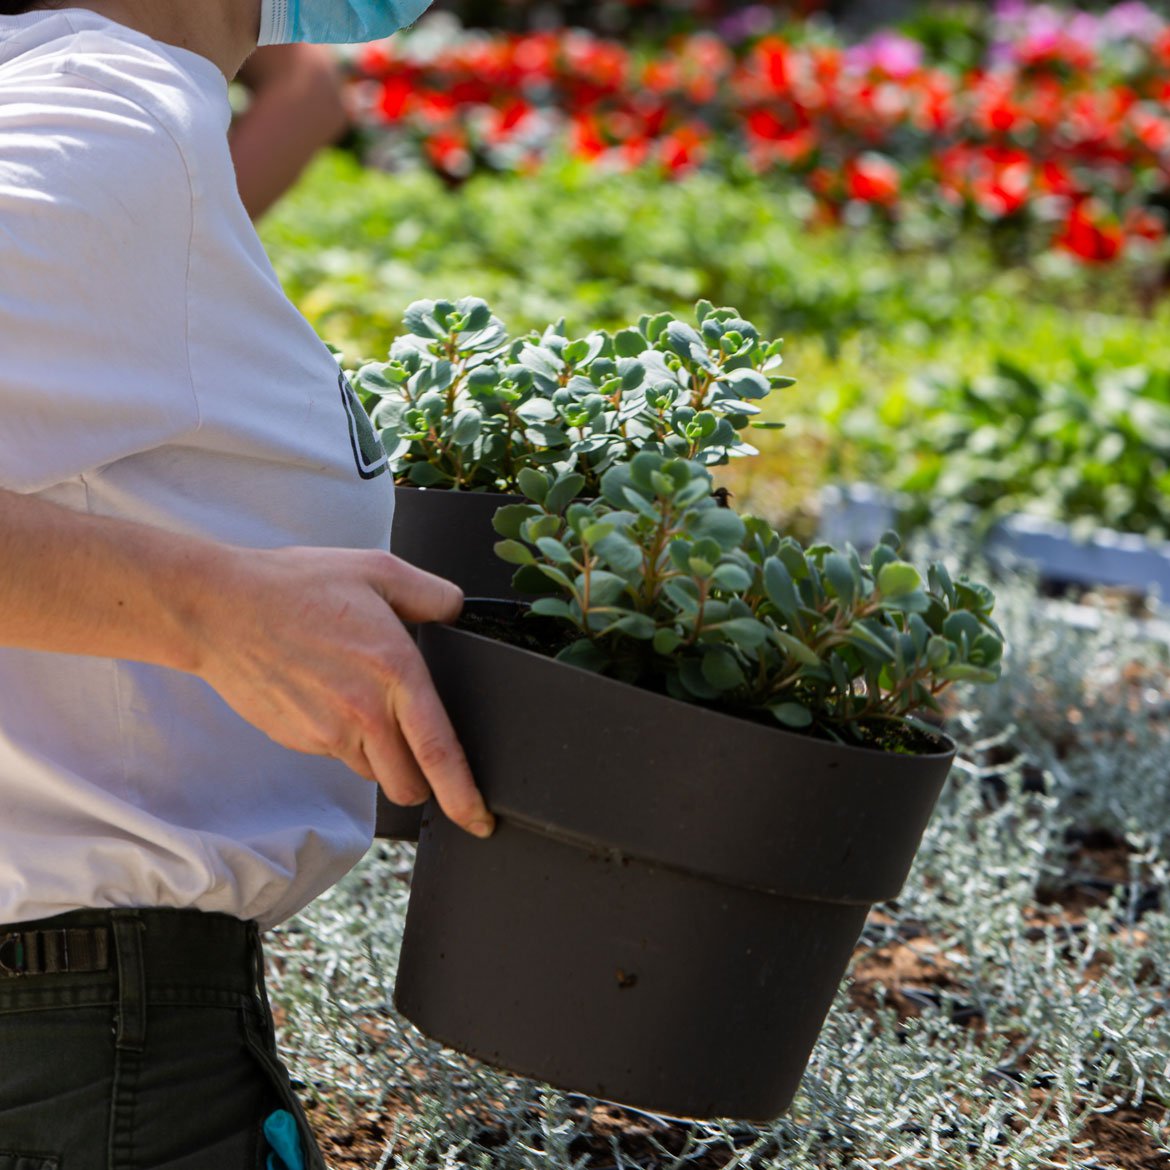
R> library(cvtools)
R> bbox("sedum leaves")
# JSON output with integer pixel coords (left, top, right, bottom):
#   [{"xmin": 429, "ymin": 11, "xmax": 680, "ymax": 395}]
[
  {"xmin": 356, "ymin": 297, "xmax": 790, "ymax": 495},
  {"xmin": 496, "ymin": 454, "xmax": 1005, "ymax": 748}
]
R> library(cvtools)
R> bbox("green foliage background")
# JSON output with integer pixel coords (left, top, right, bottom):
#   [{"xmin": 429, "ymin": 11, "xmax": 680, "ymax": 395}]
[{"xmin": 263, "ymin": 151, "xmax": 1170, "ymax": 539}]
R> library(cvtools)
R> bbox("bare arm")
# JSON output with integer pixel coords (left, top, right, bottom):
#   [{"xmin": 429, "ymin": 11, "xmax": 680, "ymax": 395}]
[
  {"xmin": 0, "ymin": 487, "xmax": 494, "ymax": 837},
  {"xmin": 230, "ymin": 44, "xmax": 349, "ymax": 219}
]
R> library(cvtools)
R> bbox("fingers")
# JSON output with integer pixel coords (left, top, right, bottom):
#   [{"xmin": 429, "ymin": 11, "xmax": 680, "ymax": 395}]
[
  {"xmin": 388, "ymin": 658, "xmax": 496, "ymax": 839},
  {"xmin": 361, "ymin": 717, "xmax": 431, "ymax": 808},
  {"xmin": 372, "ymin": 554, "xmax": 464, "ymax": 626}
]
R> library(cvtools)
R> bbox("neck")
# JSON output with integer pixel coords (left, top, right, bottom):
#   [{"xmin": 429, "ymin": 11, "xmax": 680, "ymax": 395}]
[{"xmin": 57, "ymin": 0, "xmax": 261, "ymax": 79}]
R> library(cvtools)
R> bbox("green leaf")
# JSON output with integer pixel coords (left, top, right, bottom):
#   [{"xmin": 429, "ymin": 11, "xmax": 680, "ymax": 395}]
[
  {"xmin": 494, "ymin": 539, "xmax": 536, "ymax": 566},
  {"xmin": 926, "ymin": 635, "xmax": 952, "ymax": 669},
  {"xmin": 678, "ymin": 657, "xmax": 720, "ymax": 699},
  {"xmin": 535, "ymin": 537, "xmax": 575, "ymax": 565},
  {"xmin": 593, "ymin": 531, "xmax": 643, "ymax": 574},
  {"xmin": 687, "ymin": 506, "xmax": 746, "ymax": 550},
  {"xmin": 720, "ymin": 368, "xmax": 772, "ymax": 399},
  {"xmin": 824, "ymin": 553, "xmax": 857, "ymax": 607},
  {"xmin": 701, "ymin": 647, "xmax": 747, "ymax": 691},
  {"xmin": 586, "ymin": 571, "xmax": 628, "ymax": 606},
  {"xmin": 526, "ymin": 422, "xmax": 571, "ymax": 448},
  {"xmin": 653, "ymin": 628, "xmax": 683, "ymax": 655},
  {"xmin": 451, "ymin": 409, "xmax": 482, "ymax": 446},
  {"xmin": 972, "ymin": 632, "xmax": 1004, "ymax": 666},
  {"xmin": 406, "ymin": 462, "xmax": 449, "ymax": 487},
  {"xmin": 828, "ymin": 653, "xmax": 852, "ymax": 692},
  {"xmin": 770, "ymin": 628, "xmax": 821, "ymax": 666},
  {"xmin": 907, "ymin": 613, "xmax": 931, "ymax": 656},
  {"xmin": 563, "ymin": 338, "xmax": 589, "ymax": 365},
  {"xmin": 644, "ymin": 311, "xmax": 674, "ymax": 343},
  {"xmin": 403, "ymin": 301, "xmax": 443, "ymax": 339},
  {"xmin": 937, "ymin": 663, "xmax": 1000, "ymax": 684},
  {"xmin": 770, "ymin": 702, "xmax": 813, "ymax": 729},
  {"xmin": 510, "ymin": 564, "xmax": 562, "ymax": 596},
  {"xmin": 717, "ymin": 617, "xmax": 770, "ymax": 649},
  {"xmin": 711, "ymin": 563, "xmax": 753, "ymax": 593},
  {"xmin": 665, "ymin": 320, "xmax": 705, "ymax": 360},
  {"xmin": 492, "ymin": 503, "xmax": 539, "ymax": 539},
  {"xmin": 515, "ymin": 398, "xmax": 558, "ymax": 424},
  {"xmin": 525, "ymin": 513, "xmax": 562, "ymax": 541},
  {"xmin": 459, "ymin": 298, "xmax": 493, "ymax": 333},
  {"xmin": 928, "ymin": 561, "xmax": 957, "ymax": 604},
  {"xmin": 877, "ymin": 561, "xmax": 923, "ymax": 599},
  {"xmin": 885, "ymin": 590, "xmax": 932, "ymax": 614},
  {"xmin": 664, "ymin": 579, "xmax": 700, "ymax": 613},
  {"xmin": 545, "ymin": 472, "xmax": 587, "ymax": 514},
  {"xmin": 556, "ymin": 639, "xmax": 609, "ymax": 673},
  {"xmin": 530, "ymin": 597, "xmax": 573, "ymax": 619},
  {"xmin": 517, "ymin": 467, "xmax": 549, "ymax": 504},
  {"xmin": 613, "ymin": 328, "xmax": 645, "ymax": 358},
  {"xmin": 870, "ymin": 542, "xmax": 898, "ymax": 577},
  {"xmin": 614, "ymin": 613, "xmax": 657, "ymax": 639},
  {"xmin": 763, "ymin": 558, "xmax": 800, "ymax": 615},
  {"xmin": 943, "ymin": 610, "xmax": 984, "ymax": 644}
]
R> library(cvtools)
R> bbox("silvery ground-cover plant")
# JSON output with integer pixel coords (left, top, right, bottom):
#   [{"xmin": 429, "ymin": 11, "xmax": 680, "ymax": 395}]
[
  {"xmin": 266, "ymin": 563, "xmax": 1170, "ymax": 1169},
  {"xmin": 490, "ymin": 453, "xmax": 1003, "ymax": 745},
  {"xmin": 353, "ymin": 297, "xmax": 791, "ymax": 495}
]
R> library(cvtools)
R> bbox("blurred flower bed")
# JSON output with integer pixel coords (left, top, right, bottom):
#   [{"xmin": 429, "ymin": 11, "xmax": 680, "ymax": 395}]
[{"xmin": 343, "ymin": 1, "xmax": 1170, "ymax": 267}]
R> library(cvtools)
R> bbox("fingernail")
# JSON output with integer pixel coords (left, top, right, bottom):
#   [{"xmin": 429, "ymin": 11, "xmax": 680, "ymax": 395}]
[{"xmin": 469, "ymin": 818, "xmax": 495, "ymax": 839}]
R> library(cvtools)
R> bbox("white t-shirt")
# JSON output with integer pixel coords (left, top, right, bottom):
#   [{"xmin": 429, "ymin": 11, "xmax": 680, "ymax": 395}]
[{"xmin": 0, "ymin": 10, "xmax": 395, "ymax": 929}]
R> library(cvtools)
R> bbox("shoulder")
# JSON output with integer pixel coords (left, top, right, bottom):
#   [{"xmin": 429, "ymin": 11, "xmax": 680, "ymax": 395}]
[
  {"xmin": 60, "ymin": 28, "xmax": 228, "ymax": 145},
  {"xmin": 0, "ymin": 25, "xmax": 207, "ymax": 320},
  {"xmin": 1, "ymin": 18, "xmax": 229, "ymax": 188}
]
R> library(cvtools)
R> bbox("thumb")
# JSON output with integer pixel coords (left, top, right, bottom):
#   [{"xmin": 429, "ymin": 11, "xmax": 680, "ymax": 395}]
[{"xmin": 374, "ymin": 554, "xmax": 464, "ymax": 625}]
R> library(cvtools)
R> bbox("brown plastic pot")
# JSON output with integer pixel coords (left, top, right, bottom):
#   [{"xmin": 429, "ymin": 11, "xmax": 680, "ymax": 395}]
[
  {"xmin": 391, "ymin": 485, "xmax": 524, "ymax": 601},
  {"xmin": 394, "ymin": 601, "xmax": 956, "ymax": 1121},
  {"xmin": 375, "ymin": 486, "xmax": 525, "ymax": 840}
]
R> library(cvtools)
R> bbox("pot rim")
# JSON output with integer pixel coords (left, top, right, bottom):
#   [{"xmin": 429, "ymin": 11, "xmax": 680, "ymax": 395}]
[
  {"xmin": 433, "ymin": 602, "xmax": 958, "ymax": 764},
  {"xmin": 392, "ymin": 483, "xmax": 526, "ymax": 499}
]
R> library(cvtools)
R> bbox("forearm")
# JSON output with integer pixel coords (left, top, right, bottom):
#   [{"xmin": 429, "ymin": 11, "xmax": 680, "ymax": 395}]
[
  {"xmin": 0, "ymin": 487, "xmax": 493, "ymax": 834},
  {"xmin": 0, "ymin": 487, "xmax": 215, "ymax": 672},
  {"xmin": 230, "ymin": 45, "xmax": 348, "ymax": 219}
]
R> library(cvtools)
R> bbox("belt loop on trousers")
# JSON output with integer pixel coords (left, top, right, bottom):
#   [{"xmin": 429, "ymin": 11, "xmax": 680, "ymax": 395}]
[
  {"xmin": 248, "ymin": 920, "xmax": 277, "ymax": 1045},
  {"xmin": 111, "ymin": 910, "xmax": 147, "ymax": 1053}
]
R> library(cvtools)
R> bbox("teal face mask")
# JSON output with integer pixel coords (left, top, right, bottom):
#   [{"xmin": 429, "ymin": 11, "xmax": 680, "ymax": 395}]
[{"xmin": 257, "ymin": 0, "xmax": 433, "ymax": 45}]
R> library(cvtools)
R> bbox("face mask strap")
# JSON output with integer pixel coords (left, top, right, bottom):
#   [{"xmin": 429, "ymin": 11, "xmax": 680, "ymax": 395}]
[{"xmin": 257, "ymin": 0, "xmax": 294, "ymax": 45}]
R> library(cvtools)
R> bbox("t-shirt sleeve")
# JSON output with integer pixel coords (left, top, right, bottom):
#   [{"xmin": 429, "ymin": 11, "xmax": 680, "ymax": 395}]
[{"xmin": 0, "ymin": 59, "xmax": 200, "ymax": 493}]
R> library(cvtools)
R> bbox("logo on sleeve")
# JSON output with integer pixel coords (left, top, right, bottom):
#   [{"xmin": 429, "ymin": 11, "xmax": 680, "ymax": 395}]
[{"xmin": 339, "ymin": 371, "xmax": 389, "ymax": 480}]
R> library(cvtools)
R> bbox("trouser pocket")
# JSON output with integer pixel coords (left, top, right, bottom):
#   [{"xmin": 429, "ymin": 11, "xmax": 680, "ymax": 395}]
[{"xmin": 240, "ymin": 1007, "xmax": 326, "ymax": 1170}]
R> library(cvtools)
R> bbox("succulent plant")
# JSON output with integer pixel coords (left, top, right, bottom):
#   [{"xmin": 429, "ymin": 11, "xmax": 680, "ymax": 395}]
[
  {"xmin": 492, "ymin": 452, "xmax": 1004, "ymax": 747},
  {"xmin": 353, "ymin": 297, "xmax": 791, "ymax": 496}
]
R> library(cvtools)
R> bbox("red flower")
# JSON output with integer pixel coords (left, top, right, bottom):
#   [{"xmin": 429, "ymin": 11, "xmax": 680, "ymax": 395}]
[
  {"xmin": 846, "ymin": 153, "xmax": 900, "ymax": 204},
  {"xmin": 377, "ymin": 75, "xmax": 413, "ymax": 123},
  {"xmin": 939, "ymin": 145, "xmax": 1034, "ymax": 219},
  {"xmin": 1125, "ymin": 207, "xmax": 1166, "ymax": 244},
  {"xmin": 1055, "ymin": 203, "xmax": 1124, "ymax": 264},
  {"xmin": 424, "ymin": 129, "xmax": 472, "ymax": 179},
  {"xmin": 569, "ymin": 113, "xmax": 607, "ymax": 161},
  {"xmin": 659, "ymin": 124, "xmax": 708, "ymax": 175}
]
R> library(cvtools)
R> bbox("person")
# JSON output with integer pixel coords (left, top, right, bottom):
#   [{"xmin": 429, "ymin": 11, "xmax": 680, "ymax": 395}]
[
  {"xmin": 231, "ymin": 43, "xmax": 349, "ymax": 219},
  {"xmin": 0, "ymin": 0, "xmax": 486, "ymax": 1166}
]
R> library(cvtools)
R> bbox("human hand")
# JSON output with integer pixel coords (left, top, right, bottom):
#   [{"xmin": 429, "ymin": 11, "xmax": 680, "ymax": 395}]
[{"xmin": 190, "ymin": 545, "xmax": 494, "ymax": 838}]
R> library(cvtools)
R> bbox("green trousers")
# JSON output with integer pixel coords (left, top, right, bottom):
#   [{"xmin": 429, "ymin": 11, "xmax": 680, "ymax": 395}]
[{"xmin": 0, "ymin": 908, "xmax": 326, "ymax": 1170}]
